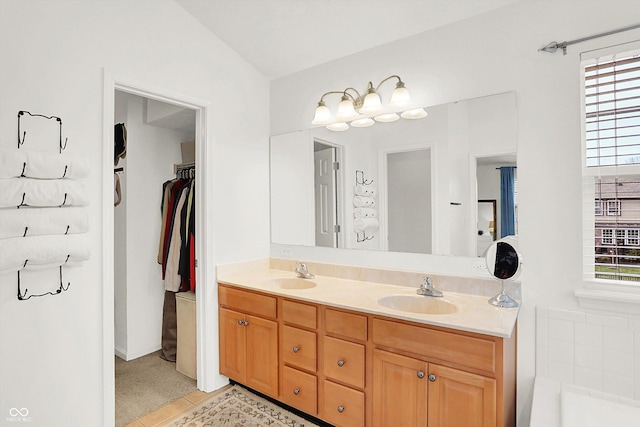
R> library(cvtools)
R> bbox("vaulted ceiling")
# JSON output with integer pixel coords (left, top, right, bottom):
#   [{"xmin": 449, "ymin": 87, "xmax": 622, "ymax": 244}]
[{"xmin": 175, "ymin": 0, "xmax": 521, "ymax": 79}]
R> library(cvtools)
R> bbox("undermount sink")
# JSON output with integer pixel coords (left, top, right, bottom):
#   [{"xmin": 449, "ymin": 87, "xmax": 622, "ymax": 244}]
[
  {"xmin": 378, "ymin": 295, "xmax": 458, "ymax": 315},
  {"xmin": 263, "ymin": 277, "xmax": 317, "ymax": 290}
]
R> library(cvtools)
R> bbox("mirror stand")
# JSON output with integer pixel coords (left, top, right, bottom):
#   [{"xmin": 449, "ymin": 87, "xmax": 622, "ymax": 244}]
[{"xmin": 488, "ymin": 280, "xmax": 519, "ymax": 308}]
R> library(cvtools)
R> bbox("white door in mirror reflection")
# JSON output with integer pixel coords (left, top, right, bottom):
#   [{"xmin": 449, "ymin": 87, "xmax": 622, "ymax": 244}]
[
  {"xmin": 315, "ymin": 145, "xmax": 338, "ymax": 247},
  {"xmin": 386, "ymin": 148, "xmax": 432, "ymax": 254}
]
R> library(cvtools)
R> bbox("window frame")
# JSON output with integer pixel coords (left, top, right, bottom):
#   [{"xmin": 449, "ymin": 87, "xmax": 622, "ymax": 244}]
[{"xmin": 581, "ymin": 43, "xmax": 640, "ymax": 308}]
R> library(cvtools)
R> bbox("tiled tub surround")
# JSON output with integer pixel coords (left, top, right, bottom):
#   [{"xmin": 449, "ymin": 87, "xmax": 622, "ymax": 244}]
[
  {"xmin": 530, "ymin": 377, "xmax": 640, "ymax": 427},
  {"xmin": 216, "ymin": 257, "xmax": 520, "ymax": 338},
  {"xmin": 535, "ymin": 306, "xmax": 640, "ymax": 399}
]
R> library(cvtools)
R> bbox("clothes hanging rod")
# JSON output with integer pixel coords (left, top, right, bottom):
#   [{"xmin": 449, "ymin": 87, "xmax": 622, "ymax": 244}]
[
  {"xmin": 173, "ymin": 162, "xmax": 195, "ymax": 173},
  {"xmin": 539, "ymin": 23, "xmax": 640, "ymax": 55}
]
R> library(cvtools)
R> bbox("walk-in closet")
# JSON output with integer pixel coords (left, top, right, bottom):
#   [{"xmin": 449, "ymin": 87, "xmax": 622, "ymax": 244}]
[{"xmin": 113, "ymin": 90, "xmax": 198, "ymax": 426}]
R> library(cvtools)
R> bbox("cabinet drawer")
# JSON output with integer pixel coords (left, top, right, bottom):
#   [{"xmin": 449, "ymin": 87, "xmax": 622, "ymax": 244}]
[
  {"xmin": 282, "ymin": 299, "xmax": 317, "ymax": 329},
  {"xmin": 281, "ymin": 365, "xmax": 317, "ymax": 415},
  {"xmin": 322, "ymin": 380, "xmax": 365, "ymax": 427},
  {"xmin": 323, "ymin": 336, "xmax": 365, "ymax": 389},
  {"xmin": 282, "ymin": 325, "xmax": 317, "ymax": 372},
  {"xmin": 325, "ymin": 309, "xmax": 367, "ymax": 341},
  {"xmin": 372, "ymin": 318, "xmax": 497, "ymax": 374},
  {"xmin": 219, "ymin": 285, "xmax": 277, "ymax": 319}
]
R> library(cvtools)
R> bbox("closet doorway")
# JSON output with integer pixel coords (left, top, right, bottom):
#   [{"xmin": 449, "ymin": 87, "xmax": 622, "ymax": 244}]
[
  {"xmin": 103, "ymin": 75, "xmax": 211, "ymax": 427},
  {"xmin": 113, "ymin": 90, "xmax": 198, "ymax": 424}
]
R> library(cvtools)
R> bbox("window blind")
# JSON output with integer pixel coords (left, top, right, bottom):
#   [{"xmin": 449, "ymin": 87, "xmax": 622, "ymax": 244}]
[{"xmin": 585, "ymin": 52, "xmax": 640, "ymax": 167}]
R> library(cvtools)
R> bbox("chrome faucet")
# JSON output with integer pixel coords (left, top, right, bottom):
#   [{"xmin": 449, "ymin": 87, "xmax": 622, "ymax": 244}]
[
  {"xmin": 416, "ymin": 276, "xmax": 443, "ymax": 297},
  {"xmin": 295, "ymin": 262, "xmax": 315, "ymax": 279}
]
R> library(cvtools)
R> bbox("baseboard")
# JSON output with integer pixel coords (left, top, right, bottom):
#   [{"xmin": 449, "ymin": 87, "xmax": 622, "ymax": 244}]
[{"xmin": 115, "ymin": 344, "xmax": 162, "ymax": 361}]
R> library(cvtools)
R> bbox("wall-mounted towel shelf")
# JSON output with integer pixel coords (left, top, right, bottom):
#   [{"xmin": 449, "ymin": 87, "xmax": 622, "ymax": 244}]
[
  {"xmin": 18, "ymin": 110, "xmax": 68, "ymax": 153},
  {"xmin": 17, "ymin": 266, "xmax": 71, "ymax": 301},
  {"xmin": 3, "ymin": 110, "xmax": 90, "ymax": 301}
]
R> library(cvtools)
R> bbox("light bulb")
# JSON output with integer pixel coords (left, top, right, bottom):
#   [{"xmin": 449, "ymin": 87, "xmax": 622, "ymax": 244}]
[
  {"xmin": 336, "ymin": 96, "xmax": 358, "ymax": 121},
  {"xmin": 311, "ymin": 101, "xmax": 332, "ymax": 125},
  {"xmin": 390, "ymin": 82, "xmax": 412, "ymax": 107},
  {"xmin": 400, "ymin": 108, "xmax": 428, "ymax": 119},
  {"xmin": 359, "ymin": 90, "xmax": 384, "ymax": 116},
  {"xmin": 350, "ymin": 117, "xmax": 375, "ymax": 128},
  {"xmin": 374, "ymin": 113, "xmax": 399, "ymax": 123},
  {"xmin": 326, "ymin": 122, "xmax": 349, "ymax": 131}
]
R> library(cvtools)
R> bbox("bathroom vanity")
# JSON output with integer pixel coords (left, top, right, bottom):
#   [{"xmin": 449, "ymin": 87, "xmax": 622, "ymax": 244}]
[{"xmin": 217, "ymin": 259, "xmax": 518, "ymax": 427}]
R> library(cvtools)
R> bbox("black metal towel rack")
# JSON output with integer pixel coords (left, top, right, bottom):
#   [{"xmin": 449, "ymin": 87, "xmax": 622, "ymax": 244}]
[{"xmin": 14, "ymin": 110, "xmax": 73, "ymax": 300}]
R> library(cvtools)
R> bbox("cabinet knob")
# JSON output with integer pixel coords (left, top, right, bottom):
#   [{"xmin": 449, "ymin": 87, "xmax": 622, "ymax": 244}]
[
  {"xmin": 243, "ymin": 320, "xmax": 250, "ymax": 326},
  {"xmin": 293, "ymin": 388, "xmax": 300, "ymax": 395},
  {"xmin": 337, "ymin": 405, "xmax": 345, "ymax": 413},
  {"xmin": 293, "ymin": 346, "xmax": 300, "ymax": 353},
  {"xmin": 237, "ymin": 319, "xmax": 243, "ymax": 325},
  {"xmin": 417, "ymin": 371, "xmax": 425, "ymax": 379},
  {"xmin": 428, "ymin": 374, "xmax": 437, "ymax": 382},
  {"xmin": 337, "ymin": 359, "xmax": 345, "ymax": 367}
]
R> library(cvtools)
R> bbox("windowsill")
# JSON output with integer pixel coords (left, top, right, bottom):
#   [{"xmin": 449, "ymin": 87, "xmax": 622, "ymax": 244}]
[{"xmin": 576, "ymin": 282, "xmax": 640, "ymax": 314}]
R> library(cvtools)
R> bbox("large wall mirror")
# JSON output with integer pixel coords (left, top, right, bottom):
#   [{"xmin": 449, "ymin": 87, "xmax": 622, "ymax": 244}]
[{"xmin": 270, "ymin": 91, "xmax": 517, "ymax": 257}]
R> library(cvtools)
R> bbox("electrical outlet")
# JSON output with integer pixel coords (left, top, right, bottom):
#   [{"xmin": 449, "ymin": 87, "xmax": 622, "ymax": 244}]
[{"xmin": 472, "ymin": 260, "xmax": 485, "ymax": 271}]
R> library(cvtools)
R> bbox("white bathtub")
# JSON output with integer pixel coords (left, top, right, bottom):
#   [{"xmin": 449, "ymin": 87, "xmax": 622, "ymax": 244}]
[{"xmin": 530, "ymin": 377, "xmax": 640, "ymax": 427}]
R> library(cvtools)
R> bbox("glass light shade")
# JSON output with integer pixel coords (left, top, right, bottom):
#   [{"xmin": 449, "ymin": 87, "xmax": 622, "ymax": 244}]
[
  {"xmin": 390, "ymin": 85, "xmax": 411, "ymax": 107},
  {"xmin": 336, "ymin": 97, "xmax": 358, "ymax": 121},
  {"xmin": 374, "ymin": 113, "xmax": 400, "ymax": 123},
  {"xmin": 359, "ymin": 91, "xmax": 384, "ymax": 116},
  {"xmin": 326, "ymin": 122, "xmax": 349, "ymax": 131},
  {"xmin": 311, "ymin": 102, "xmax": 332, "ymax": 125},
  {"xmin": 401, "ymin": 108, "xmax": 428, "ymax": 119},
  {"xmin": 350, "ymin": 117, "xmax": 375, "ymax": 128}
]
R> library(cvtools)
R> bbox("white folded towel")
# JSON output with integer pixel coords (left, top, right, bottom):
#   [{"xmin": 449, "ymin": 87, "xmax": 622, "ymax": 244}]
[
  {"xmin": 0, "ymin": 150, "xmax": 89, "ymax": 179},
  {"xmin": 0, "ymin": 178, "xmax": 88, "ymax": 208},
  {"xmin": 354, "ymin": 218, "xmax": 379, "ymax": 231},
  {"xmin": 353, "ymin": 185, "xmax": 377, "ymax": 197},
  {"xmin": 353, "ymin": 207, "xmax": 377, "ymax": 218},
  {"xmin": 353, "ymin": 196, "xmax": 375, "ymax": 207},
  {"xmin": 0, "ymin": 233, "xmax": 91, "ymax": 272},
  {"xmin": 0, "ymin": 206, "xmax": 89, "ymax": 239}
]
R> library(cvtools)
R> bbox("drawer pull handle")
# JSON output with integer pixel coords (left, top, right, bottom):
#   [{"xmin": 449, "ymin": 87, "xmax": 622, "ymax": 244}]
[
  {"xmin": 293, "ymin": 388, "xmax": 300, "ymax": 395},
  {"xmin": 243, "ymin": 320, "xmax": 250, "ymax": 326},
  {"xmin": 293, "ymin": 346, "xmax": 300, "ymax": 353},
  {"xmin": 428, "ymin": 374, "xmax": 437, "ymax": 382},
  {"xmin": 337, "ymin": 359, "xmax": 345, "ymax": 367},
  {"xmin": 337, "ymin": 405, "xmax": 345, "ymax": 413},
  {"xmin": 417, "ymin": 371, "xmax": 425, "ymax": 379},
  {"xmin": 237, "ymin": 319, "xmax": 243, "ymax": 326}
]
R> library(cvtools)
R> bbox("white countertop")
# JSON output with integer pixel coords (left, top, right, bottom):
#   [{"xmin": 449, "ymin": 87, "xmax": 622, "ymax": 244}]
[{"xmin": 217, "ymin": 268, "xmax": 519, "ymax": 338}]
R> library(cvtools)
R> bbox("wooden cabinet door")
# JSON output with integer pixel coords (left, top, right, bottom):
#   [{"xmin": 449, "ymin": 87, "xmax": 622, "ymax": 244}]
[
  {"xmin": 245, "ymin": 314, "xmax": 279, "ymax": 397},
  {"xmin": 372, "ymin": 349, "xmax": 428, "ymax": 427},
  {"xmin": 219, "ymin": 307, "xmax": 246, "ymax": 382},
  {"xmin": 428, "ymin": 364, "xmax": 496, "ymax": 427}
]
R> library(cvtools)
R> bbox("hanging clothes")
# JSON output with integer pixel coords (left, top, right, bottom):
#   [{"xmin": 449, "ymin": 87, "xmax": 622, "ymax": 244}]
[
  {"xmin": 158, "ymin": 171, "xmax": 196, "ymax": 362},
  {"xmin": 158, "ymin": 177, "xmax": 196, "ymax": 290}
]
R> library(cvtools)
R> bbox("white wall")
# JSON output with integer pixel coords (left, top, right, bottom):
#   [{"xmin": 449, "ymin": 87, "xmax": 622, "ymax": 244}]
[
  {"xmin": 0, "ymin": 1, "xmax": 270, "ymax": 425},
  {"xmin": 270, "ymin": 1, "xmax": 640, "ymax": 425}
]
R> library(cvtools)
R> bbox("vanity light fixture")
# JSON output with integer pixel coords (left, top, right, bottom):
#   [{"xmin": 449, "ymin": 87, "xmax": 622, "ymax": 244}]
[{"xmin": 311, "ymin": 75, "xmax": 428, "ymax": 131}]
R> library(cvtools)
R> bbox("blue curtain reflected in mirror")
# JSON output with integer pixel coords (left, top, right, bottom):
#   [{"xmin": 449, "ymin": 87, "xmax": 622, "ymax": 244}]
[{"xmin": 499, "ymin": 166, "xmax": 516, "ymax": 238}]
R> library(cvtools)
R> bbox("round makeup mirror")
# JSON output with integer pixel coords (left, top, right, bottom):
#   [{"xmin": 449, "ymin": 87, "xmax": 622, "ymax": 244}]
[{"xmin": 485, "ymin": 237, "xmax": 521, "ymax": 308}]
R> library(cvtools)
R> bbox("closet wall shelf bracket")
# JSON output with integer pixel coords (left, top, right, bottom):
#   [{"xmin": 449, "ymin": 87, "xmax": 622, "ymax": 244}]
[{"xmin": 17, "ymin": 266, "xmax": 71, "ymax": 301}]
